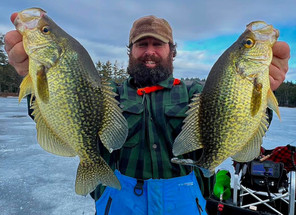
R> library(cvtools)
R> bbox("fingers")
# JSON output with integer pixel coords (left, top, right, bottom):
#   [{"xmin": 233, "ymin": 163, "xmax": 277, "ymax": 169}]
[
  {"xmin": 269, "ymin": 64, "xmax": 286, "ymax": 91},
  {"xmin": 269, "ymin": 41, "xmax": 290, "ymax": 91},
  {"xmin": 272, "ymin": 41, "xmax": 290, "ymax": 60},
  {"xmin": 4, "ymin": 30, "xmax": 22, "ymax": 52},
  {"xmin": 10, "ymin": 13, "xmax": 18, "ymax": 23},
  {"xmin": 4, "ymin": 30, "xmax": 29, "ymax": 76}
]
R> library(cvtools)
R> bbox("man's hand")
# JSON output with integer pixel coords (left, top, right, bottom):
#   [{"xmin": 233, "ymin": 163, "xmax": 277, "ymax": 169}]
[
  {"xmin": 269, "ymin": 41, "xmax": 290, "ymax": 91},
  {"xmin": 4, "ymin": 12, "xmax": 29, "ymax": 77}
]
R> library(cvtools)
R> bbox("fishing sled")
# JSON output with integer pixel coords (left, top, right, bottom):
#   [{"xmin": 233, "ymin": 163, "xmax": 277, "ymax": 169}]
[
  {"xmin": 232, "ymin": 144, "xmax": 296, "ymax": 215},
  {"xmin": 206, "ymin": 144, "xmax": 296, "ymax": 215}
]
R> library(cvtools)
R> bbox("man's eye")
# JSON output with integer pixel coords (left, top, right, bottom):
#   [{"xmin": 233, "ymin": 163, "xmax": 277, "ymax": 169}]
[
  {"xmin": 137, "ymin": 43, "xmax": 147, "ymax": 47},
  {"xmin": 154, "ymin": 43, "xmax": 164, "ymax": 47}
]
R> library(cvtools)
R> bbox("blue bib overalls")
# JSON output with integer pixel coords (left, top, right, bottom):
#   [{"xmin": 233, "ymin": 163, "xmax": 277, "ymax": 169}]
[{"xmin": 96, "ymin": 170, "xmax": 207, "ymax": 215}]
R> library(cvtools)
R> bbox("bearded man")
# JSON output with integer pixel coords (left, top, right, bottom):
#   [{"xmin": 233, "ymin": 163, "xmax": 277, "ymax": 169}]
[{"xmin": 5, "ymin": 14, "xmax": 290, "ymax": 215}]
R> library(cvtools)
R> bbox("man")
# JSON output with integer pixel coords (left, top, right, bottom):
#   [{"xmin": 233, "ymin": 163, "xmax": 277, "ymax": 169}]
[{"xmin": 5, "ymin": 14, "xmax": 290, "ymax": 215}]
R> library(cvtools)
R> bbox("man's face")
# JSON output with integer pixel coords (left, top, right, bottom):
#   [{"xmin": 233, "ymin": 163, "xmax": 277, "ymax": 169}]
[{"xmin": 128, "ymin": 37, "xmax": 173, "ymax": 87}]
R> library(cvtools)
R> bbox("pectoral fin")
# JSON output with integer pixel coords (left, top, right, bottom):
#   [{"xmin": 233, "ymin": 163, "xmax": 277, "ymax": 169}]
[
  {"xmin": 267, "ymin": 88, "xmax": 281, "ymax": 120},
  {"xmin": 36, "ymin": 66, "xmax": 49, "ymax": 103},
  {"xmin": 19, "ymin": 74, "xmax": 34, "ymax": 103},
  {"xmin": 250, "ymin": 78, "xmax": 262, "ymax": 117}
]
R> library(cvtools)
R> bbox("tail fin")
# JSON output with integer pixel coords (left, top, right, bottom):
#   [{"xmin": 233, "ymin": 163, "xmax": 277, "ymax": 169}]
[
  {"xmin": 171, "ymin": 157, "xmax": 214, "ymax": 178},
  {"xmin": 75, "ymin": 156, "xmax": 121, "ymax": 196}
]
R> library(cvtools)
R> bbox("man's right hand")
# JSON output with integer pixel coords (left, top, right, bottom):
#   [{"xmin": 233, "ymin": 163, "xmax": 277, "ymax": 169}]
[{"xmin": 4, "ymin": 13, "xmax": 29, "ymax": 76}]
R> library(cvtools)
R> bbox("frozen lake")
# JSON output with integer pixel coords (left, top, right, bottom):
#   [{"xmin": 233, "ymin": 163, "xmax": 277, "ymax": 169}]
[
  {"xmin": 0, "ymin": 97, "xmax": 95, "ymax": 215},
  {"xmin": 0, "ymin": 97, "xmax": 295, "ymax": 214}
]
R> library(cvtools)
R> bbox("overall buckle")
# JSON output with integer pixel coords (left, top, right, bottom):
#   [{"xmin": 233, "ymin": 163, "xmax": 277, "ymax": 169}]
[{"xmin": 134, "ymin": 179, "xmax": 144, "ymax": 196}]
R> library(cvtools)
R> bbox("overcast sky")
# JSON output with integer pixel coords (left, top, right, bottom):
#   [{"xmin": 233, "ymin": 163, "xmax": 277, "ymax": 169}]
[{"xmin": 1, "ymin": 0, "xmax": 295, "ymax": 81}]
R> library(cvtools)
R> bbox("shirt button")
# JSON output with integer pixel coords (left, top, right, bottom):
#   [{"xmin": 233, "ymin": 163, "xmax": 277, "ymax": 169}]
[{"xmin": 152, "ymin": 144, "xmax": 157, "ymax": 149}]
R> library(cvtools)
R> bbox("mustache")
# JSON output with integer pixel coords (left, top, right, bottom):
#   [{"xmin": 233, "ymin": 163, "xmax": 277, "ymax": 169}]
[{"xmin": 138, "ymin": 55, "xmax": 161, "ymax": 63}]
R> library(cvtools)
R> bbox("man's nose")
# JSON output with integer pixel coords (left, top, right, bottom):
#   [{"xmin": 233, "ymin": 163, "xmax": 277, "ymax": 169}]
[{"xmin": 145, "ymin": 44, "xmax": 156, "ymax": 55}]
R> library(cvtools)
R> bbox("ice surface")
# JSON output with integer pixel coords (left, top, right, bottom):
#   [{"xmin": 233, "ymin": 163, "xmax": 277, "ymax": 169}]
[{"xmin": 0, "ymin": 97, "xmax": 95, "ymax": 215}]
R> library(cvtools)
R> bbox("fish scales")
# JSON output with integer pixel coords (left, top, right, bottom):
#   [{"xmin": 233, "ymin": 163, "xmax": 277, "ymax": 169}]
[
  {"xmin": 16, "ymin": 8, "xmax": 128, "ymax": 195},
  {"xmin": 172, "ymin": 21, "xmax": 280, "ymax": 177}
]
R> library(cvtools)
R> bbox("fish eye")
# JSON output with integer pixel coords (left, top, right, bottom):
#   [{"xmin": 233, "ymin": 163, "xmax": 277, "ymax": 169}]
[
  {"xmin": 244, "ymin": 38, "xmax": 254, "ymax": 48},
  {"xmin": 41, "ymin": 26, "xmax": 51, "ymax": 35}
]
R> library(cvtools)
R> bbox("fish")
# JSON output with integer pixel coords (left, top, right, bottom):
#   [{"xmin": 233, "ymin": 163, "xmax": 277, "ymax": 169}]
[
  {"xmin": 14, "ymin": 8, "xmax": 128, "ymax": 195},
  {"xmin": 171, "ymin": 21, "xmax": 280, "ymax": 177}
]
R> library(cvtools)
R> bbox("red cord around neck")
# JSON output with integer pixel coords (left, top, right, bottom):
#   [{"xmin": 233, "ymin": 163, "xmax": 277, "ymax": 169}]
[{"xmin": 137, "ymin": 78, "xmax": 181, "ymax": 96}]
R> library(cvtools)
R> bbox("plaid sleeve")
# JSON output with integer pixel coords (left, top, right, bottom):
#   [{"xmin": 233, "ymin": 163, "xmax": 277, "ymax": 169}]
[{"xmin": 186, "ymin": 80, "xmax": 203, "ymax": 98}]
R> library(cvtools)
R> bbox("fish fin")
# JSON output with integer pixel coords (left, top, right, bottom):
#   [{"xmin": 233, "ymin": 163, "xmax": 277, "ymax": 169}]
[
  {"xmin": 199, "ymin": 167, "xmax": 215, "ymax": 178},
  {"xmin": 36, "ymin": 66, "xmax": 49, "ymax": 103},
  {"xmin": 231, "ymin": 137, "xmax": 262, "ymax": 162},
  {"xmin": 19, "ymin": 74, "xmax": 34, "ymax": 103},
  {"xmin": 171, "ymin": 157, "xmax": 214, "ymax": 177},
  {"xmin": 75, "ymin": 157, "xmax": 121, "ymax": 195},
  {"xmin": 250, "ymin": 78, "xmax": 262, "ymax": 117},
  {"xmin": 171, "ymin": 157, "xmax": 197, "ymax": 166},
  {"xmin": 98, "ymin": 84, "xmax": 128, "ymax": 153},
  {"xmin": 173, "ymin": 94, "xmax": 203, "ymax": 156},
  {"xmin": 267, "ymin": 88, "xmax": 281, "ymax": 120},
  {"xmin": 31, "ymin": 101, "xmax": 77, "ymax": 157},
  {"xmin": 231, "ymin": 113, "xmax": 269, "ymax": 162}
]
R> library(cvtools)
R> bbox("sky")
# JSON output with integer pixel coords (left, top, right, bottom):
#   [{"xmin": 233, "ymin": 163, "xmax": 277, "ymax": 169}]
[{"xmin": 0, "ymin": 0, "xmax": 295, "ymax": 81}]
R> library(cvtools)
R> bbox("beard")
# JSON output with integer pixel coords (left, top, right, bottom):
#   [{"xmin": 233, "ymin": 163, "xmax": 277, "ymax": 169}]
[{"xmin": 127, "ymin": 54, "xmax": 173, "ymax": 87}]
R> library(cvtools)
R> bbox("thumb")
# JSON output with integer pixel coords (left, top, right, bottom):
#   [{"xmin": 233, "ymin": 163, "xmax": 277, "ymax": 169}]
[{"xmin": 10, "ymin": 13, "xmax": 18, "ymax": 24}]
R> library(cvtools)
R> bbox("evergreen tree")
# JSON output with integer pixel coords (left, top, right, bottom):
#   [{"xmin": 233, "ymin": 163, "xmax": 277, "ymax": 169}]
[
  {"xmin": 0, "ymin": 33, "xmax": 22, "ymax": 93},
  {"xmin": 0, "ymin": 34, "xmax": 8, "ymax": 65},
  {"xmin": 275, "ymin": 81, "xmax": 296, "ymax": 107},
  {"xmin": 95, "ymin": 60, "xmax": 128, "ymax": 84}
]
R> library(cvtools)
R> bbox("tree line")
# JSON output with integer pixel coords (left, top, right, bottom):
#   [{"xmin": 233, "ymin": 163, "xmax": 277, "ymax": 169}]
[
  {"xmin": 95, "ymin": 60, "xmax": 128, "ymax": 84},
  {"xmin": 0, "ymin": 34, "xmax": 23, "ymax": 94},
  {"xmin": 274, "ymin": 81, "xmax": 296, "ymax": 107},
  {"xmin": 1, "ymin": 33, "xmax": 296, "ymax": 107}
]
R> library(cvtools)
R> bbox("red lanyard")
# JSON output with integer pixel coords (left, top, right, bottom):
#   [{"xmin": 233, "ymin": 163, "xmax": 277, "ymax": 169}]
[{"xmin": 137, "ymin": 78, "xmax": 181, "ymax": 96}]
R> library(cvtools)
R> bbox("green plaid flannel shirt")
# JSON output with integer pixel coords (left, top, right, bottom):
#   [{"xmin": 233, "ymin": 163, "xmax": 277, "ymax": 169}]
[{"xmin": 91, "ymin": 75, "xmax": 214, "ymax": 201}]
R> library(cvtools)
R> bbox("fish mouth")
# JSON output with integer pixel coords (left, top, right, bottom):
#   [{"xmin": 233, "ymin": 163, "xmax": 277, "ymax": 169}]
[
  {"xmin": 247, "ymin": 21, "xmax": 279, "ymax": 45},
  {"xmin": 14, "ymin": 8, "xmax": 46, "ymax": 34}
]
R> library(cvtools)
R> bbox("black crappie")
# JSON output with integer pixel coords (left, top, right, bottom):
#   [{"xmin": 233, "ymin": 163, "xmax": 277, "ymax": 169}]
[
  {"xmin": 172, "ymin": 21, "xmax": 280, "ymax": 177},
  {"xmin": 15, "ymin": 8, "xmax": 128, "ymax": 195}
]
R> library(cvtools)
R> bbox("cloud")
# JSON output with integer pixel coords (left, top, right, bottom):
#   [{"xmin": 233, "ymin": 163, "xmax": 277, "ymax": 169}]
[
  {"xmin": 0, "ymin": 25, "xmax": 12, "ymax": 35},
  {"xmin": 174, "ymin": 50, "xmax": 213, "ymax": 79},
  {"xmin": 286, "ymin": 68, "xmax": 296, "ymax": 81},
  {"xmin": 1, "ymin": 0, "xmax": 295, "ymax": 81},
  {"xmin": 77, "ymin": 37, "xmax": 128, "ymax": 67}
]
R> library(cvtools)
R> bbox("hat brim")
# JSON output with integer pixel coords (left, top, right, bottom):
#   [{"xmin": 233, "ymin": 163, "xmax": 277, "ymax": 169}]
[{"xmin": 131, "ymin": 33, "xmax": 169, "ymax": 44}]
